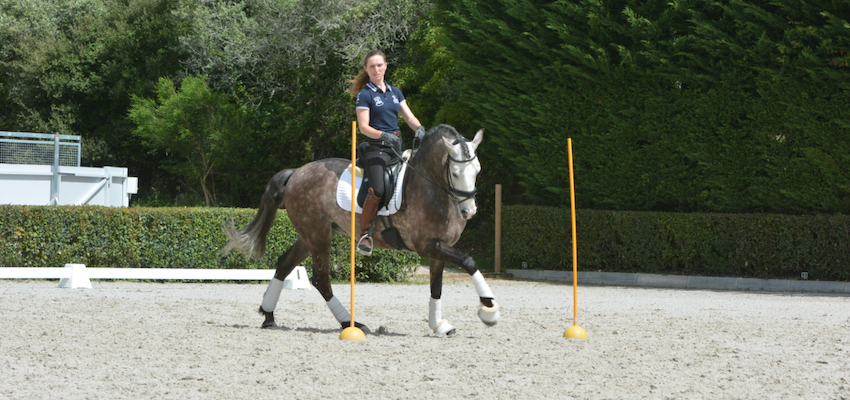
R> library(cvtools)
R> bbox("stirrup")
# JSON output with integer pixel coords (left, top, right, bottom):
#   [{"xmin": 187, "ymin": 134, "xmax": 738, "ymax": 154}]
[{"xmin": 356, "ymin": 234, "xmax": 373, "ymax": 256}]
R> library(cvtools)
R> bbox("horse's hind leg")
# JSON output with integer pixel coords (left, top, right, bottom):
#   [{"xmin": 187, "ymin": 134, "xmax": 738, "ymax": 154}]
[
  {"xmin": 259, "ymin": 237, "xmax": 310, "ymax": 328},
  {"xmin": 310, "ymin": 247, "xmax": 371, "ymax": 333}
]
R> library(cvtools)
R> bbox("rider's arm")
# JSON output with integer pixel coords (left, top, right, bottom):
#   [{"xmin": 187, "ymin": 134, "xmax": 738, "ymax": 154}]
[
  {"xmin": 399, "ymin": 102, "xmax": 422, "ymax": 132},
  {"xmin": 356, "ymin": 108, "xmax": 383, "ymax": 139}
]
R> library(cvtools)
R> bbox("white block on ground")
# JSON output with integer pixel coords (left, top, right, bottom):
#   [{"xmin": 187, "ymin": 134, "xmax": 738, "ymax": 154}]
[
  {"xmin": 283, "ymin": 266, "xmax": 310, "ymax": 290},
  {"xmin": 58, "ymin": 263, "xmax": 92, "ymax": 289}
]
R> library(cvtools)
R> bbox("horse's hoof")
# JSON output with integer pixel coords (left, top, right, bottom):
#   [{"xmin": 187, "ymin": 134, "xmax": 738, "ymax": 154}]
[
  {"xmin": 432, "ymin": 319, "xmax": 457, "ymax": 337},
  {"xmin": 341, "ymin": 321, "xmax": 371, "ymax": 334},
  {"xmin": 478, "ymin": 300, "xmax": 500, "ymax": 326},
  {"xmin": 259, "ymin": 306, "xmax": 276, "ymax": 328}
]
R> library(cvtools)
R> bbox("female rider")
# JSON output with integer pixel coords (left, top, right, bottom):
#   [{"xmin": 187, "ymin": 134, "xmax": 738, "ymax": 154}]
[{"xmin": 347, "ymin": 49, "xmax": 425, "ymax": 255}]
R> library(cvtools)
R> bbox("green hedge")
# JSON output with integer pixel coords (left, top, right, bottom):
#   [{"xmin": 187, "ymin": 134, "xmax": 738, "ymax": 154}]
[
  {"xmin": 0, "ymin": 206, "xmax": 418, "ymax": 282},
  {"xmin": 502, "ymin": 205, "xmax": 850, "ymax": 281}
]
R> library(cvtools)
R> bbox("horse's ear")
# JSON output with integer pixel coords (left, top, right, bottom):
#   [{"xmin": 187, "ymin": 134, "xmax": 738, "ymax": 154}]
[
  {"xmin": 471, "ymin": 129, "xmax": 484, "ymax": 148},
  {"xmin": 442, "ymin": 136, "xmax": 459, "ymax": 156}
]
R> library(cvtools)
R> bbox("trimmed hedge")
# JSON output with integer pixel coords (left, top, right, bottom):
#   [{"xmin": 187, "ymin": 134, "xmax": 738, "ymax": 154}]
[
  {"xmin": 503, "ymin": 205, "xmax": 850, "ymax": 281},
  {"xmin": 0, "ymin": 206, "xmax": 418, "ymax": 283}
]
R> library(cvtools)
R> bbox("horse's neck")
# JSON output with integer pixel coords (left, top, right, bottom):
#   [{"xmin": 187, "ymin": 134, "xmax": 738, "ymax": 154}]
[{"xmin": 410, "ymin": 148, "xmax": 446, "ymax": 183}]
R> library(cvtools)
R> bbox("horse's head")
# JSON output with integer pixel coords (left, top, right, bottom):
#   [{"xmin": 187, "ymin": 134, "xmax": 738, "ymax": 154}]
[{"xmin": 441, "ymin": 128, "xmax": 484, "ymax": 220}]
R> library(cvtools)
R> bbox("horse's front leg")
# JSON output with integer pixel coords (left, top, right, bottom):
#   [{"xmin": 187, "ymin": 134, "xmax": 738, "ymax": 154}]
[
  {"xmin": 424, "ymin": 240, "xmax": 501, "ymax": 329},
  {"xmin": 428, "ymin": 259, "xmax": 457, "ymax": 337}
]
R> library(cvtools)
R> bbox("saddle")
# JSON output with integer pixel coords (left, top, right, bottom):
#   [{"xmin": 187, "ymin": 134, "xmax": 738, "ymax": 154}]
[{"xmin": 355, "ymin": 142, "xmax": 406, "ymax": 209}]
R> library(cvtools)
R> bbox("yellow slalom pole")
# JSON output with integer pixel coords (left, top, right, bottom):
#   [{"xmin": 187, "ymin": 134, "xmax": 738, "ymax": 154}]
[
  {"xmin": 341, "ymin": 121, "xmax": 365, "ymax": 341},
  {"xmin": 564, "ymin": 138, "xmax": 587, "ymax": 340}
]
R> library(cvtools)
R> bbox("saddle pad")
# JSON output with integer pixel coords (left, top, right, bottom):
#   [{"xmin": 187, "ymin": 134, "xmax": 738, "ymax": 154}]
[{"xmin": 336, "ymin": 161, "xmax": 407, "ymax": 215}]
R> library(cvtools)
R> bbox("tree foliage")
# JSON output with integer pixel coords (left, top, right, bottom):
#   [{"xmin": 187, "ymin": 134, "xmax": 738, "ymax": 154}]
[
  {"xmin": 0, "ymin": 0, "xmax": 188, "ymax": 165},
  {"xmin": 129, "ymin": 76, "xmax": 244, "ymax": 206},
  {"xmin": 433, "ymin": 0, "xmax": 850, "ymax": 214},
  {"xmin": 176, "ymin": 0, "xmax": 423, "ymax": 106},
  {"xmin": 3, "ymin": 0, "xmax": 849, "ymax": 215},
  {"xmin": 0, "ymin": 0, "xmax": 425, "ymax": 207}
]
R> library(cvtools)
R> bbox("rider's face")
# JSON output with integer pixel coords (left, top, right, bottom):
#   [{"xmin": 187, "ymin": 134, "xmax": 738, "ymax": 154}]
[{"xmin": 364, "ymin": 55, "xmax": 387, "ymax": 85}]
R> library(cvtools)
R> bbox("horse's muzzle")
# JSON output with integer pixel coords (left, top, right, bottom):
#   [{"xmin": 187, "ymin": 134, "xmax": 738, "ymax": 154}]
[{"xmin": 460, "ymin": 202, "xmax": 477, "ymax": 220}]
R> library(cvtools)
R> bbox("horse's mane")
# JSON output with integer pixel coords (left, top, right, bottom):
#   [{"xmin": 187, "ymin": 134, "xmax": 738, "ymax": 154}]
[{"xmin": 418, "ymin": 124, "xmax": 470, "ymax": 159}]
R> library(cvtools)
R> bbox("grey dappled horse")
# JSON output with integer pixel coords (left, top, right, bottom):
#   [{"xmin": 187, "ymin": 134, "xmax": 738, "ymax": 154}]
[{"xmin": 223, "ymin": 124, "xmax": 500, "ymax": 336}]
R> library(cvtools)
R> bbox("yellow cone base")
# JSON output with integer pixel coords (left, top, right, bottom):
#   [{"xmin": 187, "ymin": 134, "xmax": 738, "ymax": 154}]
[
  {"xmin": 564, "ymin": 325, "xmax": 588, "ymax": 340},
  {"xmin": 339, "ymin": 326, "xmax": 366, "ymax": 341}
]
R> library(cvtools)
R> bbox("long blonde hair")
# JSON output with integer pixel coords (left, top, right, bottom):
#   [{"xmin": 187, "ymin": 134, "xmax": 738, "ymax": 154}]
[{"xmin": 346, "ymin": 49, "xmax": 386, "ymax": 97}]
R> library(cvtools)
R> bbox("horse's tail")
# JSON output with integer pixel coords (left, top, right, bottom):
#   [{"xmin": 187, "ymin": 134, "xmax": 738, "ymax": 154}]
[{"xmin": 223, "ymin": 169, "xmax": 295, "ymax": 259}]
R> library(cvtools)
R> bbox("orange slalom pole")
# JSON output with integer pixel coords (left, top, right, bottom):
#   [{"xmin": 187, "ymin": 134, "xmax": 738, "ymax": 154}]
[
  {"xmin": 350, "ymin": 120, "xmax": 357, "ymax": 328},
  {"xmin": 569, "ymin": 139, "xmax": 578, "ymax": 325},
  {"xmin": 564, "ymin": 138, "xmax": 587, "ymax": 339},
  {"xmin": 340, "ymin": 121, "xmax": 365, "ymax": 341}
]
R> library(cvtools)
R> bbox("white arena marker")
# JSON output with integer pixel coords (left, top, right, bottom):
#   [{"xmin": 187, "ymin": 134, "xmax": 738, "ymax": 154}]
[
  {"xmin": 283, "ymin": 266, "xmax": 310, "ymax": 290},
  {"xmin": 58, "ymin": 263, "xmax": 92, "ymax": 289}
]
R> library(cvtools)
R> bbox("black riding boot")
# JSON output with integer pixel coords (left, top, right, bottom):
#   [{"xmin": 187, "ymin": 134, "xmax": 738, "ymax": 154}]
[{"xmin": 357, "ymin": 187, "xmax": 381, "ymax": 256}]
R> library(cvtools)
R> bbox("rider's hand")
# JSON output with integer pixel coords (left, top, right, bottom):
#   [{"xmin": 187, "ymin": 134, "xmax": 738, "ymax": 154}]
[
  {"xmin": 415, "ymin": 126, "xmax": 426, "ymax": 140},
  {"xmin": 381, "ymin": 131, "xmax": 401, "ymax": 147}
]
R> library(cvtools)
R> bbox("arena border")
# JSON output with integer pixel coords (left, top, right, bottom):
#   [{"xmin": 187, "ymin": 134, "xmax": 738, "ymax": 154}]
[
  {"xmin": 506, "ymin": 269, "xmax": 850, "ymax": 294},
  {"xmin": 0, "ymin": 264, "xmax": 310, "ymax": 289}
]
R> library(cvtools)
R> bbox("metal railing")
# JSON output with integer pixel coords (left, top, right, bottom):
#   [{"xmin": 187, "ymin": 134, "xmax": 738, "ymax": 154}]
[
  {"xmin": 0, "ymin": 131, "xmax": 82, "ymax": 205},
  {"xmin": 0, "ymin": 131, "xmax": 81, "ymax": 167}
]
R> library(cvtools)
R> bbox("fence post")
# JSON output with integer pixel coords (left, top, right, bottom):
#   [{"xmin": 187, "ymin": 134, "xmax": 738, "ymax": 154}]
[
  {"xmin": 51, "ymin": 133, "xmax": 60, "ymax": 205},
  {"xmin": 495, "ymin": 184, "xmax": 502, "ymax": 274}
]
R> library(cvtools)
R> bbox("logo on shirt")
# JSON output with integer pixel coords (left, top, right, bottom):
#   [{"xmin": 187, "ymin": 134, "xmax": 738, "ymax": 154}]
[
  {"xmin": 392, "ymin": 95, "xmax": 399, "ymax": 104},
  {"xmin": 374, "ymin": 96, "xmax": 384, "ymax": 107}
]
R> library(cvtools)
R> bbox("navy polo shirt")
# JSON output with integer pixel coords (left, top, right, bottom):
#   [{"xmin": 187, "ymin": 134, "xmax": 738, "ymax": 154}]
[{"xmin": 355, "ymin": 82, "xmax": 405, "ymax": 132}]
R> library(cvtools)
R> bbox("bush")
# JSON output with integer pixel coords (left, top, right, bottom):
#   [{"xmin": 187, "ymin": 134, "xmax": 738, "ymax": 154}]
[
  {"xmin": 0, "ymin": 205, "xmax": 418, "ymax": 283},
  {"xmin": 502, "ymin": 205, "xmax": 850, "ymax": 281}
]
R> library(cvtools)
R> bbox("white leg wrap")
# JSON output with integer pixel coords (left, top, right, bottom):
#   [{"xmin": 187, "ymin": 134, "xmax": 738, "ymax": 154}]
[
  {"xmin": 471, "ymin": 271, "xmax": 495, "ymax": 299},
  {"xmin": 326, "ymin": 296, "xmax": 351, "ymax": 324},
  {"xmin": 261, "ymin": 278, "xmax": 285, "ymax": 312},
  {"xmin": 429, "ymin": 298, "xmax": 455, "ymax": 336}
]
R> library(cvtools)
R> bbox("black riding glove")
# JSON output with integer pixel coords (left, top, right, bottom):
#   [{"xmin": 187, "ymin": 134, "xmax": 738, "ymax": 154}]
[
  {"xmin": 414, "ymin": 126, "xmax": 426, "ymax": 140},
  {"xmin": 380, "ymin": 131, "xmax": 401, "ymax": 148}
]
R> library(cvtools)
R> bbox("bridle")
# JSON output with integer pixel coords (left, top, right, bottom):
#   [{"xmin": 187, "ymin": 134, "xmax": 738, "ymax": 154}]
[
  {"xmin": 403, "ymin": 136, "xmax": 478, "ymax": 205},
  {"xmin": 444, "ymin": 139, "xmax": 478, "ymax": 205}
]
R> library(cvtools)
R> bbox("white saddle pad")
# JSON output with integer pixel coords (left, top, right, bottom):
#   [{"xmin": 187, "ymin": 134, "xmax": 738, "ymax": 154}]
[{"xmin": 336, "ymin": 161, "xmax": 407, "ymax": 216}]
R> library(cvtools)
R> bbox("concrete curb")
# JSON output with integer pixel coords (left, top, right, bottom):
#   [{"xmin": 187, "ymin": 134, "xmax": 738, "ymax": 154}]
[{"xmin": 506, "ymin": 269, "xmax": 850, "ymax": 294}]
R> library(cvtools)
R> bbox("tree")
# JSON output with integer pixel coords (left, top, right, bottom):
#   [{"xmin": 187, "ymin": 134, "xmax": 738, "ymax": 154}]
[
  {"xmin": 1, "ymin": 0, "xmax": 432, "ymax": 207},
  {"xmin": 432, "ymin": 0, "xmax": 850, "ymax": 214},
  {"xmin": 129, "ymin": 76, "xmax": 244, "ymax": 206},
  {"xmin": 175, "ymin": 0, "xmax": 426, "ymax": 106},
  {"xmin": 0, "ymin": 0, "xmax": 188, "ymax": 179}
]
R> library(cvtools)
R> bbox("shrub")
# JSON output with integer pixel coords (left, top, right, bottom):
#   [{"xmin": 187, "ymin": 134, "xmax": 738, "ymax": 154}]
[
  {"xmin": 0, "ymin": 205, "xmax": 418, "ymax": 283},
  {"xmin": 502, "ymin": 205, "xmax": 850, "ymax": 281}
]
